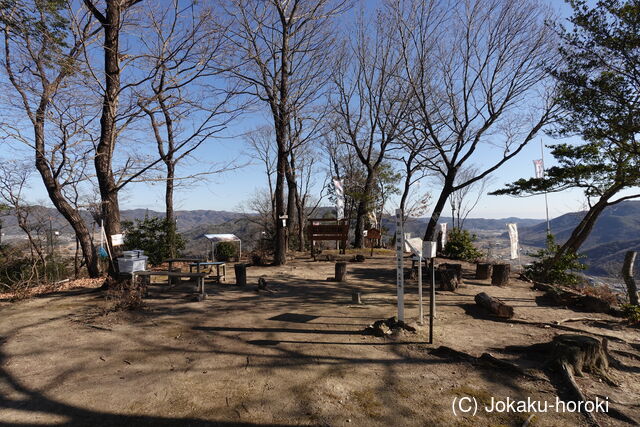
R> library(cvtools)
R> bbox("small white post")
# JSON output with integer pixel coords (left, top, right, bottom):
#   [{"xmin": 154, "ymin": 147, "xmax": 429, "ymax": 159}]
[{"xmin": 395, "ymin": 209, "xmax": 405, "ymax": 321}]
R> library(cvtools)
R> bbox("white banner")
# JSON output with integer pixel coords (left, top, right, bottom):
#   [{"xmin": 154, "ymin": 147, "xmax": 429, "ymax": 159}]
[
  {"xmin": 507, "ymin": 223, "xmax": 519, "ymax": 259},
  {"xmin": 533, "ymin": 159, "xmax": 544, "ymax": 179},
  {"xmin": 440, "ymin": 222, "xmax": 447, "ymax": 248},
  {"xmin": 333, "ymin": 178, "xmax": 344, "ymax": 219}
]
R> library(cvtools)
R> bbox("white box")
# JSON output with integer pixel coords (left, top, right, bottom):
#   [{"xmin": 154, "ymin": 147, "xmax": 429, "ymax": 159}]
[
  {"xmin": 423, "ymin": 241, "xmax": 437, "ymax": 258},
  {"xmin": 117, "ymin": 256, "xmax": 148, "ymax": 273}
]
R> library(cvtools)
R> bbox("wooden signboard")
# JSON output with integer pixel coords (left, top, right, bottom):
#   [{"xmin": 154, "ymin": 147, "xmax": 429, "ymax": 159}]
[
  {"xmin": 365, "ymin": 228, "xmax": 381, "ymax": 256},
  {"xmin": 307, "ymin": 218, "xmax": 349, "ymax": 258}
]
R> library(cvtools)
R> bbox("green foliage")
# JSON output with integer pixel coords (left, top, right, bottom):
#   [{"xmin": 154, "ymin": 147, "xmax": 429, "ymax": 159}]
[
  {"xmin": 443, "ymin": 228, "xmax": 482, "ymax": 262},
  {"xmin": 122, "ymin": 217, "xmax": 185, "ymax": 266},
  {"xmin": 215, "ymin": 241, "xmax": 237, "ymax": 261},
  {"xmin": 524, "ymin": 234, "xmax": 586, "ymax": 287},
  {"xmin": 621, "ymin": 304, "xmax": 640, "ymax": 324}
]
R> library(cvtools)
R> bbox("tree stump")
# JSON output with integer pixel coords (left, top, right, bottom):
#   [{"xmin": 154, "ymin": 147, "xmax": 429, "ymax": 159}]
[
  {"xmin": 491, "ymin": 263, "xmax": 510, "ymax": 286},
  {"xmin": 550, "ymin": 334, "xmax": 609, "ymax": 377},
  {"xmin": 441, "ymin": 263, "xmax": 463, "ymax": 284},
  {"xmin": 335, "ymin": 262, "xmax": 347, "ymax": 282},
  {"xmin": 474, "ymin": 292, "xmax": 514, "ymax": 318},
  {"xmin": 437, "ymin": 266, "xmax": 458, "ymax": 291},
  {"xmin": 234, "ymin": 263, "xmax": 247, "ymax": 286},
  {"xmin": 351, "ymin": 291, "xmax": 362, "ymax": 304},
  {"xmin": 475, "ymin": 263, "xmax": 493, "ymax": 280}
]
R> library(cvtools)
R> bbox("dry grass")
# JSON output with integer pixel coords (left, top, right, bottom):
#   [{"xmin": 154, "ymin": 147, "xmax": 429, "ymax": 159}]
[{"xmin": 0, "ymin": 277, "xmax": 104, "ymax": 301}]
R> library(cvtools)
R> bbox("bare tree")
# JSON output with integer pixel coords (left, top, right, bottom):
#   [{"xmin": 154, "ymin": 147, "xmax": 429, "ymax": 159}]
[
  {"xmin": 82, "ymin": 0, "xmax": 143, "ymax": 269},
  {"xmin": 330, "ymin": 9, "xmax": 411, "ymax": 247},
  {"xmin": 448, "ymin": 166, "xmax": 492, "ymax": 229},
  {"xmin": 0, "ymin": 1, "xmax": 101, "ymax": 277},
  {"xmin": 137, "ymin": 0, "xmax": 238, "ymax": 257},
  {"xmin": 390, "ymin": 0, "xmax": 559, "ymax": 241},
  {"xmin": 223, "ymin": 0, "xmax": 350, "ymax": 264}
]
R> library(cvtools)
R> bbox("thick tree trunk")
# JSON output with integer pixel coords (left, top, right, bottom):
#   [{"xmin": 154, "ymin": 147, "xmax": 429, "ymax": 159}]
[
  {"xmin": 34, "ymin": 111, "xmax": 99, "ymax": 278},
  {"xmin": 94, "ymin": 1, "xmax": 124, "ymax": 273},
  {"xmin": 165, "ymin": 162, "xmax": 176, "ymax": 258},
  {"xmin": 423, "ymin": 177, "xmax": 455, "ymax": 242},
  {"xmin": 354, "ymin": 173, "xmax": 375, "ymax": 248},
  {"xmin": 554, "ymin": 197, "xmax": 609, "ymax": 262},
  {"xmin": 273, "ymin": 150, "xmax": 287, "ymax": 265}
]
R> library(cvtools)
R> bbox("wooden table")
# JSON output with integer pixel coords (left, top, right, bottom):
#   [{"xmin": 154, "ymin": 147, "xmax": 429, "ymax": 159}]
[
  {"xmin": 189, "ymin": 261, "xmax": 226, "ymax": 283},
  {"xmin": 164, "ymin": 258, "xmax": 205, "ymax": 273},
  {"xmin": 133, "ymin": 270, "xmax": 208, "ymax": 300}
]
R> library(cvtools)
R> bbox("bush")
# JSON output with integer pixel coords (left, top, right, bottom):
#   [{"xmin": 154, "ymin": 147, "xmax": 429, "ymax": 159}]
[
  {"xmin": 443, "ymin": 228, "xmax": 483, "ymax": 261},
  {"xmin": 524, "ymin": 234, "xmax": 585, "ymax": 287},
  {"xmin": 622, "ymin": 304, "xmax": 640, "ymax": 324},
  {"xmin": 215, "ymin": 241, "xmax": 237, "ymax": 261},
  {"xmin": 122, "ymin": 217, "xmax": 185, "ymax": 266}
]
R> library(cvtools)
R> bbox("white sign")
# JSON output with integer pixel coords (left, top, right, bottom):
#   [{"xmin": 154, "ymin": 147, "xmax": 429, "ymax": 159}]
[
  {"xmin": 395, "ymin": 209, "xmax": 405, "ymax": 321},
  {"xmin": 111, "ymin": 234, "xmax": 124, "ymax": 246},
  {"xmin": 507, "ymin": 223, "xmax": 519, "ymax": 259},
  {"xmin": 440, "ymin": 223, "xmax": 447, "ymax": 248},
  {"xmin": 423, "ymin": 241, "xmax": 437, "ymax": 259}
]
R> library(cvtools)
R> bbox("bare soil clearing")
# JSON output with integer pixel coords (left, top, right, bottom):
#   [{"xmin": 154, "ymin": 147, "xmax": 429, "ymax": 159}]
[{"xmin": 0, "ymin": 254, "xmax": 638, "ymax": 426}]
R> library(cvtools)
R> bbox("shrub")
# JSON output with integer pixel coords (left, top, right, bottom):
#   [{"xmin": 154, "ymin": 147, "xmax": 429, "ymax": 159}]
[
  {"xmin": 443, "ymin": 228, "xmax": 483, "ymax": 261},
  {"xmin": 621, "ymin": 304, "xmax": 640, "ymax": 324},
  {"xmin": 215, "ymin": 241, "xmax": 237, "ymax": 261},
  {"xmin": 524, "ymin": 234, "xmax": 585, "ymax": 287},
  {"xmin": 122, "ymin": 217, "xmax": 185, "ymax": 266}
]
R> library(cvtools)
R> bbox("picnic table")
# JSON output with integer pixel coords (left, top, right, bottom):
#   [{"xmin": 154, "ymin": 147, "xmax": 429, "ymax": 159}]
[
  {"xmin": 133, "ymin": 270, "xmax": 208, "ymax": 300},
  {"xmin": 189, "ymin": 261, "xmax": 226, "ymax": 283},
  {"xmin": 164, "ymin": 257, "xmax": 205, "ymax": 273}
]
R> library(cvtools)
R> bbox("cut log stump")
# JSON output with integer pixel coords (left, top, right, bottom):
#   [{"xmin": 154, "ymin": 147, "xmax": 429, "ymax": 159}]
[
  {"xmin": 491, "ymin": 263, "xmax": 510, "ymax": 286},
  {"xmin": 335, "ymin": 262, "xmax": 347, "ymax": 282},
  {"xmin": 474, "ymin": 292, "xmax": 514, "ymax": 318},
  {"xmin": 550, "ymin": 334, "xmax": 609, "ymax": 377},
  {"xmin": 234, "ymin": 263, "xmax": 247, "ymax": 286},
  {"xmin": 475, "ymin": 263, "xmax": 493, "ymax": 280},
  {"xmin": 437, "ymin": 265, "xmax": 459, "ymax": 291}
]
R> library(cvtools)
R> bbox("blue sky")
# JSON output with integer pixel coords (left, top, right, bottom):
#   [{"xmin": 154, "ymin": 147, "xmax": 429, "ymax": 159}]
[{"xmin": 0, "ymin": 0, "xmax": 614, "ymax": 220}]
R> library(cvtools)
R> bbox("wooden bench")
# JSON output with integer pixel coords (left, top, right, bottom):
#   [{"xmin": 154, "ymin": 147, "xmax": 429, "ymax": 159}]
[{"xmin": 133, "ymin": 271, "xmax": 208, "ymax": 300}]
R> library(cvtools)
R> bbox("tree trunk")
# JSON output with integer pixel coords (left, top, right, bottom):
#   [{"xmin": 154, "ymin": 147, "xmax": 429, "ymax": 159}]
[
  {"xmin": 554, "ymin": 197, "xmax": 609, "ymax": 262},
  {"xmin": 423, "ymin": 177, "xmax": 455, "ymax": 241},
  {"xmin": 474, "ymin": 292, "xmax": 514, "ymax": 318},
  {"xmin": 622, "ymin": 251, "xmax": 638, "ymax": 306},
  {"xmin": 93, "ymin": 1, "xmax": 124, "ymax": 274},
  {"xmin": 34, "ymin": 112, "xmax": 100, "ymax": 278},
  {"xmin": 354, "ymin": 173, "xmax": 375, "ymax": 248},
  {"xmin": 273, "ymin": 149, "xmax": 287, "ymax": 265},
  {"xmin": 296, "ymin": 192, "xmax": 305, "ymax": 252},
  {"xmin": 165, "ymin": 162, "xmax": 176, "ymax": 258}
]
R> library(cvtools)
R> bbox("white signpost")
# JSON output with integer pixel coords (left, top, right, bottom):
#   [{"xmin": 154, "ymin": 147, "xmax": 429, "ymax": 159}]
[
  {"xmin": 423, "ymin": 240, "xmax": 437, "ymax": 343},
  {"xmin": 395, "ymin": 209, "xmax": 405, "ymax": 321},
  {"xmin": 405, "ymin": 235, "xmax": 424, "ymax": 324},
  {"xmin": 507, "ymin": 223, "xmax": 519, "ymax": 260}
]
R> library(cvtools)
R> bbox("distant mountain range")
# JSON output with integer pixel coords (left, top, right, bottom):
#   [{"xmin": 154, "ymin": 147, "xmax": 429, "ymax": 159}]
[
  {"xmin": 518, "ymin": 200, "xmax": 640, "ymax": 276},
  {"xmin": 2, "ymin": 202, "xmax": 638, "ymax": 277}
]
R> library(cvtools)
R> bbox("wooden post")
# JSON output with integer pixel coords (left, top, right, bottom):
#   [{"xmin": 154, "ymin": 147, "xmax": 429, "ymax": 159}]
[
  {"xmin": 622, "ymin": 251, "xmax": 638, "ymax": 306},
  {"xmin": 474, "ymin": 292, "xmax": 514, "ymax": 318},
  {"xmin": 475, "ymin": 263, "xmax": 493, "ymax": 280},
  {"xmin": 234, "ymin": 263, "xmax": 247, "ymax": 286},
  {"xmin": 441, "ymin": 263, "xmax": 463, "ymax": 283},
  {"xmin": 491, "ymin": 264, "xmax": 511, "ymax": 286},
  {"xmin": 335, "ymin": 261, "xmax": 347, "ymax": 282},
  {"xmin": 351, "ymin": 291, "xmax": 362, "ymax": 304}
]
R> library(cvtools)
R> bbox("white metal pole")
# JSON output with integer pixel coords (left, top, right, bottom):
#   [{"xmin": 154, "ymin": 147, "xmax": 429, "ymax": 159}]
[
  {"xmin": 541, "ymin": 139, "xmax": 551, "ymax": 235},
  {"xmin": 395, "ymin": 209, "xmax": 405, "ymax": 321},
  {"xmin": 417, "ymin": 246, "xmax": 423, "ymax": 325}
]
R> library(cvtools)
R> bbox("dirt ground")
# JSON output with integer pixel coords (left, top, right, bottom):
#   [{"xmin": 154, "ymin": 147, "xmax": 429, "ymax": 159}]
[{"xmin": 0, "ymin": 252, "xmax": 638, "ymax": 426}]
